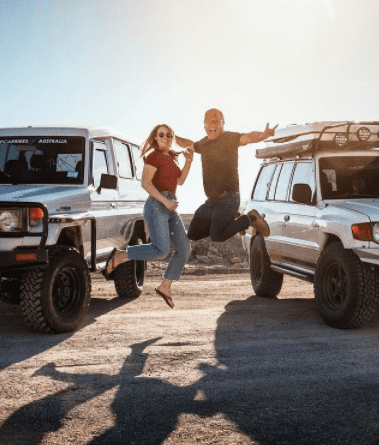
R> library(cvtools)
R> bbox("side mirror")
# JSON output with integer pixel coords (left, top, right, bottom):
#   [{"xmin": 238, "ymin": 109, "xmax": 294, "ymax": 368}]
[
  {"xmin": 292, "ymin": 183, "xmax": 312, "ymax": 205},
  {"xmin": 97, "ymin": 173, "xmax": 118, "ymax": 192}
]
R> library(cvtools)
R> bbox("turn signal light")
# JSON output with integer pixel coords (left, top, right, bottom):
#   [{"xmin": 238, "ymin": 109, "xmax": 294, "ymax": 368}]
[
  {"xmin": 352, "ymin": 223, "xmax": 372, "ymax": 241},
  {"xmin": 29, "ymin": 208, "xmax": 44, "ymax": 221},
  {"xmin": 16, "ymin": 253, "xmax": 37, "ymax": 261}
]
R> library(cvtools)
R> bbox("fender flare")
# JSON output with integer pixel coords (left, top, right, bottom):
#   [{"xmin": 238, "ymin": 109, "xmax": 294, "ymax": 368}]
[{"xmin": 121, "ymin": 216, "xmax": 149, "ymax": 246}]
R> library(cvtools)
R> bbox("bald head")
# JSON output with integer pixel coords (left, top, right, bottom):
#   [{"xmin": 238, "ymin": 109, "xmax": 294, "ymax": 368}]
[{"xmin": 204, "ymin": 109, "xmax": 224, "ymax": 124}]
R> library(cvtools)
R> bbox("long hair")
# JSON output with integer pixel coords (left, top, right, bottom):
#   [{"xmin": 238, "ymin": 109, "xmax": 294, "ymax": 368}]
[{"xmin": 140, "ymin": 124, "xmax": 184, "ymax": 158}]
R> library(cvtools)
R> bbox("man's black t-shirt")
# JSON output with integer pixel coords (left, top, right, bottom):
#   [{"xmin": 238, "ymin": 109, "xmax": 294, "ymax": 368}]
[{"xmin": 194, "ymin": 131, "xmax": 242, "ymax": 198}]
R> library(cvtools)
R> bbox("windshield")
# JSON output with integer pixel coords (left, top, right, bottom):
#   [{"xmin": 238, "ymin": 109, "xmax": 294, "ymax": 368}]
[
  {"xmin": 0, "ymin": 136, "xmax": 85, "ymax": 185},
  {"xmin": 319, "ymin": 155, "xmax": 379, "ymax": 199}
]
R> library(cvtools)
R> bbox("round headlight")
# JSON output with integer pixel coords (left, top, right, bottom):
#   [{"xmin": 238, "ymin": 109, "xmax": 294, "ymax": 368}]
[
  {"xmin": 372, "ymin": 223, "xmax": 379, "ymax": 244},
  {"xmin": 0, "ymin": 210, "xmax": 21, "ymax": 231}
]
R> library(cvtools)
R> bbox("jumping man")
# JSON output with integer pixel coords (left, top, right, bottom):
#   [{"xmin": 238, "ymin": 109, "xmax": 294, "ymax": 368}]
[{"xmin": 176, "ymin": 108, "xmax": 277, "ymax": 242}]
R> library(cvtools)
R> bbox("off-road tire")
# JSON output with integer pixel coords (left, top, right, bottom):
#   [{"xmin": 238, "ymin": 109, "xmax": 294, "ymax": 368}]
[
  {"xmin": 314, "ymin": 242, "xmax": 379, "ymax": 329},
  {"xmin": 0, "ymin": 276, "xmax": 23, "ymax": 304},
  {"xmin": 20, "ymin": 246, "xmax": 91, "ymax": 333},
  {"xmin": 250, "ymin": 235, "xmax": 283, "ymax": 297},
  {"xmin": 113, "ymin": 237, "xmax": 145, "ymax": 299}
]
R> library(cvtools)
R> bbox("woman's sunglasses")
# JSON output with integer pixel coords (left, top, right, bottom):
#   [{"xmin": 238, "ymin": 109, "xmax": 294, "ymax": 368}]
[{"xmin": 157, "ymin": 132, "xmax": 173, "ymax": 139}]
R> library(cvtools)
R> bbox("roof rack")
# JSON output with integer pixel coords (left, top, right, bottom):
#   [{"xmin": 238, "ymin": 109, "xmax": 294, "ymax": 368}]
[{"xmin": 256, "ymin": 121, "xmax": 379, "ymax": 159}]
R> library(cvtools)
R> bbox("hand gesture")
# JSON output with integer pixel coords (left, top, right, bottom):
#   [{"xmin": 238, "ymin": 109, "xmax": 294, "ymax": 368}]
[
  {"xmin": 164, "ymin": 198, "xmax": 179, "ymax": 211},
  {"xmin": 263, "ymin": 123, "xmax": 279, "ymax": 138},
  {"xmin": 183, "ymin": 144, "xmax": 194, "ymax": 162}
]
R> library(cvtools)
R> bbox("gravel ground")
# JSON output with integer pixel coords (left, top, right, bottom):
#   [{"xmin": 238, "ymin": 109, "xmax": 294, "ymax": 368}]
[{"xmin": 1, "ymin": 273, "xmax": 379, "ymax": 445}]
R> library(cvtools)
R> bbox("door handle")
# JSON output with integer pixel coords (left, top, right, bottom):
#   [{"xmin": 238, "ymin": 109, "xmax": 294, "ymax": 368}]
[
  {"xmin": 111, "ymin": 203, "xmax": 116, "ymax": 208},
  {"xmin": 284, "ymin": 215, "xmax": 290, "ymax": 222}
]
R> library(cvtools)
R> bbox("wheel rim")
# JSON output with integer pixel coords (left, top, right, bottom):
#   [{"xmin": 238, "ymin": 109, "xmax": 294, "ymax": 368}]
[
  {"xmin": 323, "ymin": 262, "xmax": 348, "ymax": 309},
  {"xmin": 52, "ymin": 267, "xmax": 82, "ymax": 316},
  {"xmin": 253, "ymin": 249, "xmax": 263, "ymax": 283}
]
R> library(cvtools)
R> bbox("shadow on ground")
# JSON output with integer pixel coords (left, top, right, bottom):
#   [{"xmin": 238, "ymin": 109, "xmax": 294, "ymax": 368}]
[{"xmin": 2, "ymin": 293, "xmax": 379, "ymax": 444}]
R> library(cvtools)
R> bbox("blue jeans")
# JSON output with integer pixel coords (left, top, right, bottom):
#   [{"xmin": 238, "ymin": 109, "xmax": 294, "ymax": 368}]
[
  {"xmin": 187, "ymin": 192, "xmax": 249, "ymax": 242},
  {"xmin": 127, "ymin": 192, "xmax": 191, "ymax": 281}
]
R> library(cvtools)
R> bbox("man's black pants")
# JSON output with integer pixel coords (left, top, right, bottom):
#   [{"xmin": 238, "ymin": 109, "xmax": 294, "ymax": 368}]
[{"xmin": 187, "ymin": 193, "xmax": 249, "ymax": 242}]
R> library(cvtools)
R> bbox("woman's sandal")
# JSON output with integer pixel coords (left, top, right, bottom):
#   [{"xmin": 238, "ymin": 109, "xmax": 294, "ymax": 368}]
[{"xmin": 155, "ymin": 288, "xmax": 174, "ymax": 308}]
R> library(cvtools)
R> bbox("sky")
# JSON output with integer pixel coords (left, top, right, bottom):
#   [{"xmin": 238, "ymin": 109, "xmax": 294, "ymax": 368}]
[{"xmin": 1, "ymin": 0, "xmax": 379, "ymax": 212}]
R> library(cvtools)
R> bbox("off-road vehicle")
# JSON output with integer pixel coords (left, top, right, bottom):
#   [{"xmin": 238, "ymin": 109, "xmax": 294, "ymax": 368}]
[
  {"xmin": 242, "ymin": 121, "xmax": 379, "ymax": 329},
  {"xmin": 0, "ymin": 126, "xmax": 149, "ymax": 333}
]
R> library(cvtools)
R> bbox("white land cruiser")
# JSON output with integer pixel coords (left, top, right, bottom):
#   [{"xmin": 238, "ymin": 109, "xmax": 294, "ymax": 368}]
[
  {"xmin": 242, "ymin": 121, "xmax": 379, "ymax": 329},
  {"xmin": 0, "ymin": 126, "xmax": 149, "ymax": 333}
]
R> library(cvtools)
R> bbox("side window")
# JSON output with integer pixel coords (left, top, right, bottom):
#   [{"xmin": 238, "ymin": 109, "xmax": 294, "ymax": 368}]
[
  {"xmin": 290, "ymin": 162, "xmax": 315, "ymax": 202},
  {"xmin": 252, "ymin": 164, "xmax": 276, "ymax": 201},
  {"xmin": 274, "ymin": 162, "xmax": 295, "ymax": 201},
  {"xmin": 113, "ymin": 139, "xmax": 133, "ymax": 179},
  {"xmin": 267, "ymin": 164, "xmax": 282, "ymax": 200},
  {"xmin": 93, "ymin": 142, "xmax": 109, "ymax": 188},
  {"xmin": 131, "ymin": 144, "xmax": 143, "ymax": 180}
]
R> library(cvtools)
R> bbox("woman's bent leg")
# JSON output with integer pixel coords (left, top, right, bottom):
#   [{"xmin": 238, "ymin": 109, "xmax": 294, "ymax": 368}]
[
  {"xmin": 164, "ymin": 212, "xmax": 191, "ymax": 281},
  {"xmin": 128, "ymin": 197, "xmax": 171, "ymax": 262}
]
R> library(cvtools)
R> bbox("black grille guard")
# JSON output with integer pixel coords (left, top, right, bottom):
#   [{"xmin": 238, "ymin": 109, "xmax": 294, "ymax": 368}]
[
  {"xmin": 0, "ymin": 203, "xmax": 97, "ymax": 271},
  {"xmin": 0, "ymin": 202, "xmax": 49, "ymax": 249}
]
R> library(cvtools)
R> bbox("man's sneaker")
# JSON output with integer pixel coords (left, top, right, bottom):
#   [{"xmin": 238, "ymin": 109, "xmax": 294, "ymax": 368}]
[
  {"xmin": 247, "ymin": 209, "xmax": 270, "ymax": 237},
  {"xmin": 234, "ymin": 211, "xmax": 246, "ymax": 236}
]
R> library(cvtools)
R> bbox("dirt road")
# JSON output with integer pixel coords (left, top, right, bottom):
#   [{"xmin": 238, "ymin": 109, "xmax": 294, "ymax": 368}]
[{"xmin": 1, "ymin": 273, "xmax": 379, "ymax": 445}]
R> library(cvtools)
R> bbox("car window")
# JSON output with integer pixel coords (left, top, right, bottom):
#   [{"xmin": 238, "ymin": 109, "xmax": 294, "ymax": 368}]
[
  {"xmin": 93, "ymin": 142, "xmax": 109, "ymax": 188},
  {"xmin": 0, "ymin": 136, "xmax": 85, "ymax": 185},
  {"xmin": 113, "ymin": 139, "xmax": 133, "ymax": 179},
  {"xmin": 252, "ymin": 164, "xmax": 276, "ymax": 201},
  {"xmin": 289, "ymin": 162, "xmax": 315, "ymax": 202},
  {"xmin": 131, "ymin": 144, "xmax": 143, "ymax": 180},
  {"xmin": 268, "ymin": 164, "xmax": 282, "ymax": 200},
  {"xmin": 274, "ymin": 162, "xmax": 294, "ymax": 201},
  {"xmin": 319, "ymin": 156, "xmax": 379, "ymax": 199}
]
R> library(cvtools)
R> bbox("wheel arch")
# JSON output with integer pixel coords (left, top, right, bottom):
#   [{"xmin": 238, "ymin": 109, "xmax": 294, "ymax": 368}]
[
  {"xmin": 56, "ymin": 225, "xmax": 84, "ymax": 254},
  {"xmin": 321, "ymin": 233, "xmax": 342, "ymax": 251},
  {"xmin": 121, "ymin": 216, "xmax": 149, "ymax": 246}
]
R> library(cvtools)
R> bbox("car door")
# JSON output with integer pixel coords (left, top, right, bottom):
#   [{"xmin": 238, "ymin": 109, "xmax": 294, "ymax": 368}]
[
  {"xmin": 265, "ymin": 161, "xmax": 295, "ymax": 263},
  {"xmin": 113, "ymin": 138, "xmax": 147, "ymax": 204},
  {"xmin": 112, "ymin": 139, "xmax": 147, "ymax": 248},
  {"xmin": 90, "ymin": 140, "xmax": 120, "ymax": 262},
  {"xmin": 281, "ymin": 160, "xmax": 323, "ymax": 268}
]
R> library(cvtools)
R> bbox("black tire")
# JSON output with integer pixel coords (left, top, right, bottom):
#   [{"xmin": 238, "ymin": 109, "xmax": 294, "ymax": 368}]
[
  {"xmin": 250, "ymin": 235, "xmax": 283, "ymax": 297},
  {"xmin": 20, "ymin": 246, "xmax": 91, "ymax": 333},
  {"xmin": 314, "ymin": 242, "xmax": 379, "ymax": 329},
  {"xmin": 113, "ymin": 237, "xmax": 145, "ymax": 299},
  {"xmin": 0, "ymin": 276, "xmax": 23, "ymax": 304}
]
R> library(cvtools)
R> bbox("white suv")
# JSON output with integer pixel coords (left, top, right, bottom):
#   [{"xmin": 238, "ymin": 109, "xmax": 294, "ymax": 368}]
[
  {"xmin": 0, "ymin": 126, "xmax": 148, "ymax": 333},
  {"xmin": 242, "ymin": 121, "xmax": 379, "ymax": 329}
]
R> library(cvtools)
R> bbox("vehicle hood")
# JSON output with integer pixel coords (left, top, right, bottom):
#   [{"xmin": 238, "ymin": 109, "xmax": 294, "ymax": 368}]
[
  {"xmin": 0, "ymin": 184, "xmax": 89, "ymax": 214},
  {"xmin": 329, "ymin": 199, "xmax": 379, "ymax": 221}
]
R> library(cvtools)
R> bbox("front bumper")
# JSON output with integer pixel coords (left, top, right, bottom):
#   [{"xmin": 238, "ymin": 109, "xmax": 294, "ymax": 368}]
[
  {"xmin": 0, "ymin": 249, "xmax": 49, "ymax": 272},
  {"xmin": 353, "ymin": 247, "xmax": 379, "ymax": 268}
]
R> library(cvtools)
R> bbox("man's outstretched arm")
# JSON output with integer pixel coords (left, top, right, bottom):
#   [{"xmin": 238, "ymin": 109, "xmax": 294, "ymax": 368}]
[
  {"xmin": 239, "ymin": 123, "xmax": 278, "ymax": 146},
  {"xmin": 175, "ymin": 135, "xmax": 194, "ymax": 149}
]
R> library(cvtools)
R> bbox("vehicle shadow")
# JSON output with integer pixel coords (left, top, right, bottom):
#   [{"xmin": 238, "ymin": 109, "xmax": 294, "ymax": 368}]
[{"xmin": 199, "ymin": 295, "xmax": 379, "ymax": 444}]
